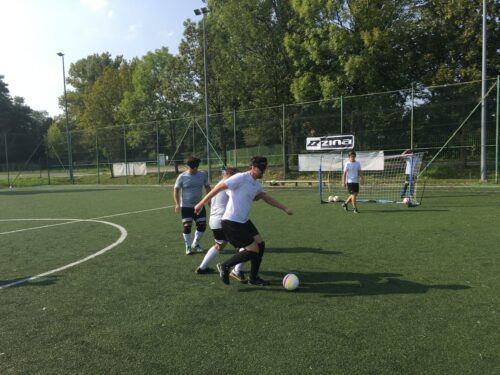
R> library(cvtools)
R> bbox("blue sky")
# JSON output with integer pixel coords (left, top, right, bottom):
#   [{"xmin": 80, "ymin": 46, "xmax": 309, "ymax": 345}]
[{"xmin": 0, "ymin": 0, "xmax": 207, "ymax": 117}]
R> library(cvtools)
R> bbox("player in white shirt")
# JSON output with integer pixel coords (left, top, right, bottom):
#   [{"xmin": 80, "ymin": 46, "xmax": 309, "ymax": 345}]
[
  {"xmin": 173, "ymin": 156, "xmax": 211, "ymax": 255},
  {"xmin": 342, "ymin": 151, "xmax": 362, "ymax": 213},
  {"xmin": 195, "ymin": 167, "xmax": 245, "ymax": 282},
  {"xmin": 194, "ymin": 156, "xmax": 293, "ymax": 286},
  {"xmin": 400, "ymin": 149, "xmax": 422, "ymax": 200}
]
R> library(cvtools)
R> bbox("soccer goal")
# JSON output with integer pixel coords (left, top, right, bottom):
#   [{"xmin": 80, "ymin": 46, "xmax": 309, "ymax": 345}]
[{"xmin": 298, "ymin": 151, "xmax": 424, "ymax": 205}]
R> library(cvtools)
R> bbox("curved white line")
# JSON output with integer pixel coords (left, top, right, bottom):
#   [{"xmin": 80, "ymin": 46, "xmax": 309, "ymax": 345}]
[{"xmin": 0, "ymin": 219, "xmax": 127, "ymax": 290}]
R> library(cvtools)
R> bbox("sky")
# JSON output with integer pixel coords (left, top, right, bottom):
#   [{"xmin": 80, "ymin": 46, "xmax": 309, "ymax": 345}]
[{"xmin": 0, "ymin": 0, "xmax": 207, "ymax": 117}]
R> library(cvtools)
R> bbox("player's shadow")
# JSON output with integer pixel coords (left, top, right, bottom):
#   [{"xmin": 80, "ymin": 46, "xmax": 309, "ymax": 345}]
[
  {"xmin": 224, "ymin": 247, "xmax": 341, "ymax": 256},
  {"xmin": 0, "ymin": 275, "xmax": 61, "ymax": 289},
  {"xmin": 359, "ymin": 209, "xmax": 450, "ymax": 213},
  {"xmin": 240, "ymin": 271, "xmax": 469, "ymax": 297}
]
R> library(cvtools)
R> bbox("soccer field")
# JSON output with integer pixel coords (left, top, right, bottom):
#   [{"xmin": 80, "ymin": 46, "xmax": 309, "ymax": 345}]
[{"xmin": 1, "ymin": 185, "xmax": 499, "ymax": 374}]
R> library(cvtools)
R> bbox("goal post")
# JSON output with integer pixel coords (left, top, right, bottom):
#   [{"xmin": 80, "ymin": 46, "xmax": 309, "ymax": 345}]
[{"xmin": 299, "ymin": 151, "xmax": 424, "ymax": 205}]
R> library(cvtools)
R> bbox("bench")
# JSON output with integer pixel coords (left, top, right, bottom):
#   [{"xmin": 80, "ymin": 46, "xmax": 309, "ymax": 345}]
[{"xmin": 265, "ymin": 180, "xmax": 327, "ymax": 187}]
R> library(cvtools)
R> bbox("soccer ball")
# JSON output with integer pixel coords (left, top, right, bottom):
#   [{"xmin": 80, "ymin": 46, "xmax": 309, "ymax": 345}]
[
  {"xmin": 333, "ymin": 195, "xmax": 339, "ymax": 202},
  {"xmin": 403, "ymin": 197, "xmax": 410, "ymax": 205},
  {"xmin": 328, "ymin": 195, "xmax": 334, "ymax": 202},
  {"xmin": 282, "ymin": 273, "xmax": 299, "ymax": 291},
  {"xmin": 328, "ymin": 195, "xmax": 339, "ymax": 203}
]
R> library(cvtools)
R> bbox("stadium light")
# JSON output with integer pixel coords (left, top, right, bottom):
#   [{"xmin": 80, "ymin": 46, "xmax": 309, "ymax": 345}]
[
  {"xmin": 57, "ymin": 52, "xmax": 74, "ymax": 184},
  {"xmin": 193, "ymin": 6, "xmax": 211, "ymax": 183}
]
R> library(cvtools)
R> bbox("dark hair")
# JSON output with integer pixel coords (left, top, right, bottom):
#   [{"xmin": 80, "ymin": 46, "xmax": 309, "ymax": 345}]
[
  {"xmin": 348, "ymin": 151, "xmax": 356, "ymax": 157},
  {"xmin": 187, "ymin": 156, "xmax": 201, "ymax": 168},
  {"xmin": 224, "ymin": 167, "xmax": 239, "ymax": 176},
  {"xmin": 250, "ymin": 156, "xmax": 268, "ymax": 172}
]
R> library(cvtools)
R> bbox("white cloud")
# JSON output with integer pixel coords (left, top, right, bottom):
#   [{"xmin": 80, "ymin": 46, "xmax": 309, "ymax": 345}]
[
  {"xmin": 128, "ymin": 24, "xmax": 142, "ymax": 32},
  {"xmin": 80, "ymin": 0, "xmax": 109, "ymax": 12}
]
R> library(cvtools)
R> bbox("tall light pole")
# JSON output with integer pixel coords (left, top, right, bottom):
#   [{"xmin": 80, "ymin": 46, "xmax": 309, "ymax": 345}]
[
  {"xmin": 57, "ymin": 52, "xmax": 74, "ymax": 184},
  {"xmin": 480, "ymin": 0, "xmax": 487, "ymax": 182},
  {"xmin": 194, "ymin": 6, "xmax": 211, "ymax": 183}
]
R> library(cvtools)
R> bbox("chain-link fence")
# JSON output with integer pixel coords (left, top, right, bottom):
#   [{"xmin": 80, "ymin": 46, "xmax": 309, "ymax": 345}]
[{"xmin": 1, "ymin": 78, "xmax": 498, "ymax": 187}]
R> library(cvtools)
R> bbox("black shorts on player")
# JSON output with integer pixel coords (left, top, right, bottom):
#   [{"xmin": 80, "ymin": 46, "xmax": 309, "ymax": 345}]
[
  {"xmin": 347, "ymin": 183, "xmax": 359, "ymax": 194},
  {"xmin": 221, "ymin": 219, "xmax": 259, "ymax": 248}
]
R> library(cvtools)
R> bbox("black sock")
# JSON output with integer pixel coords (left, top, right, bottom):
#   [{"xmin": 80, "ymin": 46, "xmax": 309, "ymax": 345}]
[
  {"xmin": 250, "ymin": 242, "xmax": 266, "ymax": 281},
  {"xmin": 221, "ymin": 250, "xmax": 257, "ymax": 269}
]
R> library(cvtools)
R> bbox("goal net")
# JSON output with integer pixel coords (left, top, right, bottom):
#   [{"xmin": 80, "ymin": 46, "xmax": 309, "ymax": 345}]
[{"xmin": 298, "ymin": 151, "xmax": 424, "ymax": 205}]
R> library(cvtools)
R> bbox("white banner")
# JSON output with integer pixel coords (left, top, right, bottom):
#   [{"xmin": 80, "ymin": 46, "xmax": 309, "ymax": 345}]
[
  {"xmin": 298, "ymin": 151, "xmax": 384, "ymax": 171},
  {"xmin": 112, "ymin": 162, "xmax": 148, "ymax": 177}
]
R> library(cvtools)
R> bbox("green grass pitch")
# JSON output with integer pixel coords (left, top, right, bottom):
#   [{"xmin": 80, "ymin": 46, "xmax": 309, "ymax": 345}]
[{"xmin": 1, "ymin": 185, "xmax": 499, "ymax": 374}]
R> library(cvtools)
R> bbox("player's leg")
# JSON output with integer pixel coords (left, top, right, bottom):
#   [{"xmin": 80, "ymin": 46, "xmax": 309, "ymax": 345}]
[
  {"xmin": 247, "ymin": 234, "xmax": 269, "ymax": 286},
  {"xmin": 196, "ymin": 228, "xmax": 226, "ymax": 274},
  {"xmin": 351, "ymin": 183, "xmax": 360, "ymax": 213},
  {"xmin": 181, "ymin": 207, "xmax": 194, "ymax": 255},
  {"xmin": 191, "ymin": 206, "xmax": 207, "ymax": 252},
  {"xmin": 217, "ymin": 220, "xmax": 259, "ymax": 285},
  {"xmin": 401, "ymin": 174, "xmax": 410, "ymax": 198}
]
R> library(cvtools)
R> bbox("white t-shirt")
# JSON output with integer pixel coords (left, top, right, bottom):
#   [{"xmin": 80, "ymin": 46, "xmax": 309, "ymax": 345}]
[
  {"xmin": 404, "ymin": 154, "xmax": 422, "ymax": 175},
  {"xmin": 344, "ymin": 160, "xmax": 362, "ymax": 183},
  {"xmin": 222, "ymin": 172, "xmax": 264, "ymax": 223},
  {"xmin": 209, "ymin": 188, "xmax": 229, "ymax": 230}
]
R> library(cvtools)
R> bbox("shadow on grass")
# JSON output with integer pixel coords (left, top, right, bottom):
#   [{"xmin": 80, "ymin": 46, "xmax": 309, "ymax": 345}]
[
  {"xmin": 222, "ymin": 247, "xmax": 341, "ymax": 256},
  {"xmin": 239, "ymin": 270, "xmax": 469, "ymax": 297},
  {"xmin": 0, "ymin": 275, "xmax": 61, "ymax": 289},
  {"xmin": 358, "ymin": 209, "xmax": 450, "ymax": 213}
]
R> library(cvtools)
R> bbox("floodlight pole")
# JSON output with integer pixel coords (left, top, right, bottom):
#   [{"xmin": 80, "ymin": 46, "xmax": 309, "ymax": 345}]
[
  {"xmin": 480, "ymin": 0, "xmax": 487, "ymax": 182},
  {"xmin": 194, "ymin": 6, "xmax": 211, "ymax": 183},
  {"xmin": 57, "ymin": 52, "xmax": 74, "ymax": 184}
]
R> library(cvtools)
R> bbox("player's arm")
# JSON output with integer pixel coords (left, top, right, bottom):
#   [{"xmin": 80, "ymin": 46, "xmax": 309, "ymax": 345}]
[
  {"xmin": 194, "ymin": 182, "xmax": 227, "ymax": 214},
  {"xmin": 359, "ymin": 167, "xmax": 363, "ymax": 184},
  {"xmin": 173, "ymin": 188, "xmax": 181, "ymax": 214},
  {"xmin": 256, "ymin": 192, "xmax": 293, "ymax": 215},
  {"xmin": 342, "ymin": 170, "xmax": 347, "ymax": 187}
]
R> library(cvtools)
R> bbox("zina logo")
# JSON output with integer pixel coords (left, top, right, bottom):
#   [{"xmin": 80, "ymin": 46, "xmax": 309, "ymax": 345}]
[{"xmin": 306, "ymin": 135, "xmax": 354, "ymax": 150}]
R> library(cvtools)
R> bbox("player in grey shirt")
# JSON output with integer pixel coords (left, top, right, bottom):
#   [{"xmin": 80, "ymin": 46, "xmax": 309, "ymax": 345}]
[{"xmin": 173, "ymin": 156, "xmax": 211, "ymax": 255}]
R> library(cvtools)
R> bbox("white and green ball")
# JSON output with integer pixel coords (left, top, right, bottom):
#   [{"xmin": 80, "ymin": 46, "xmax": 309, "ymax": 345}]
[{"xmin": 282, "ymin": 273, "xmax": 299, "ymax": 291}]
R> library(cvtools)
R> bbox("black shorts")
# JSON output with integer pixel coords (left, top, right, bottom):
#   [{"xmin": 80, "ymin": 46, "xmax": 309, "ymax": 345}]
[
  {"xmin": 181, "ymin": 206, "xmax": 206, "ymax": 223},
  {"xmin": 221, "ymin": 219, "xmax": 259, "ymax": 248},
  {"xmin": 212, "ymin": 228, "xmax": 227, "ymax": 244},
  {"xmin": 347, "ymin": 183, "xmax": 359, "ymax": 194}
]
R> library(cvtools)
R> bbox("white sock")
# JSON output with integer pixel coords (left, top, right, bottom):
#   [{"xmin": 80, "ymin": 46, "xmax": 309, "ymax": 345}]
[
  {"xmin": 233, "ymin": 262, "xmax": 244, "ymax": 273},
  {"xmin": 193, "ymin": 230, "xmax": 204, "ymax": 246},
  {"xmin": 199, "ymin": 246, "xmax": 219, "ymax": 269},
  {"xmin": 183, "ymin": 233, "xmax": 191, "ymax": 247}
]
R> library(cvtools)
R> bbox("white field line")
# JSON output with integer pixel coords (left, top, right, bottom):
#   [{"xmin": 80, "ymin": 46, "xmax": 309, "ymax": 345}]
[
  {"xmin": 0, "ymin": 219, "xmax": 127, "ymax": 290},
  {"xmin": 0, "ymin": 205, "xmax": 173, "ymax": 236},
  {"xmin": 0, "ymin": 205, "xmax": 174, "ymax": 290}
]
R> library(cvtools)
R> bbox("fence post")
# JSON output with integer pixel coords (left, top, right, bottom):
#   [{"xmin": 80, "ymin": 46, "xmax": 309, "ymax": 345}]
[
  {"xmin": 282, "ymin": 103, "xmax": 286, "ymax": 179},
  {"xmin": 157, "ymin": 123, "xmax": 161, "ymax": 184},
  {"xmin": 4, "ymin": 133, "xmax": 10, "ymax": 186},
  {"xmin": 411, "ymin": 83, "xmax": 415, "ymax": 150},
  {"xmin": 340, "ymin": 96, "xmax": 344, "ymax": 134},
  {"xmin": 96, "ymin": 133, "xmax": 100, "ymax": 184},
  {"xmin": 233, "ymin": 108, "xmax": 237, "ymax": 167},
  {"xmin": 46, "ymin": 140, "xmax": 50, "ymax": 185},
  {"xmin": 123, "ymin": 125, "xmax": 128, "ymax": 184},
  {"xmin": 496, "ymin": 75, "xmax": 499, "ymax": 183}
]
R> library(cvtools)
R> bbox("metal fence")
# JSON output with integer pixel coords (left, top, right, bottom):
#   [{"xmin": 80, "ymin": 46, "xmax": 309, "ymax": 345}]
[{"xmin": 1, "ymin": 78, "xmax": 498, "ymax": 187}]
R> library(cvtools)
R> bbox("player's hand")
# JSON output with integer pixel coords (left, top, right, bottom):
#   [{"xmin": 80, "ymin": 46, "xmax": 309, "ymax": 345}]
[
  {"xmin": 175, "ymin": 204, "xmax": 180, "ymax": 214},
  {"xmin": 284, "ymin": 207, "xmax": 293, "ymax": 215},
  {"xmin": 194, "ymin": 203, "xmax": 202, "ymax": 215}
]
